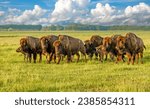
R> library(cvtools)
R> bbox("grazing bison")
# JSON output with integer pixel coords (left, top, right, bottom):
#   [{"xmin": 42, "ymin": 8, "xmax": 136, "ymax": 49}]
[
  {"xmin": 20, "ymin": 36, "xmax": 42, "ymax": 63},
  {"xmin": 116, "ymin": 32, "xmax": 146, "ymax": 65},
  {"xmin": 53, "ymin": 35, "xmax": 86, "ymax": 64},
  {"xmin": 84, "ymin": 35, "xmax": 103, "ymax": 59},
  {"xmin": 16, "ymin": 46, "xmax": 29, "ymax": 62},
  {"xmin": 40, "ymin": 35, "xmax": 58, "ymax": 63},
  {"xmin": 102, "ymin": 35, "xmax": 125, "ymax": 62}
]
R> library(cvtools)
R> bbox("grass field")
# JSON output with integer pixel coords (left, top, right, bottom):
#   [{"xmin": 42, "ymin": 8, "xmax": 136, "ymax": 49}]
[{"xmin": 0, "ymin": 30, "xmax": 150, "ymax": 92}]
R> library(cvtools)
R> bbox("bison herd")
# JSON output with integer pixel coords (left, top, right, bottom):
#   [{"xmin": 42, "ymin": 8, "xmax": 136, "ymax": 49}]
[{"xmin": 16, "ymin": 32, "xmax": 146, "ymax": 65}]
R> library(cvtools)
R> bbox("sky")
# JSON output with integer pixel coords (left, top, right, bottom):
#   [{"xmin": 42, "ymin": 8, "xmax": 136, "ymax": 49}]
[{"xmin": 0, "ymin": 0, "xmax": 150, "ymax": 26}]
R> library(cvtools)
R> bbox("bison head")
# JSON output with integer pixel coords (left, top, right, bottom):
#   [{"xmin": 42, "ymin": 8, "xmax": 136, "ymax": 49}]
[
  {"xmin": 96, "ymin": 45, "xmax": 106, "ymax": 54},
  {"xmin": 20, "ymin": 38, "xmax": 27, "ymax": 47},
  {"xmin": 53, "ymin": 40, "xmax": 64, "ymax": 57},
  {"xmin": 103, "ymin": 37, "xmax": 111, "ymax": 51},
  {"xmin": 84, "ymin": 40, "xmax": 95, "ymax": 59},
  {"xmin": 40, "ymin": 36, "xmax": 49, "ymax": 55},
  {"xmin": 116, "ymin": 36, "xmax": 126, "ymax": 54},
  {"xmin": 16, "ymin": 46, "xmax": 22, "ymax": 52}
]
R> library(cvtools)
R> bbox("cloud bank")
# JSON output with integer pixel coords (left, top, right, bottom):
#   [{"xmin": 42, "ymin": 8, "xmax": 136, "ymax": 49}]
[{"xmin": 0, "ymin": 0, "xmax": 150, "ymax": 25}]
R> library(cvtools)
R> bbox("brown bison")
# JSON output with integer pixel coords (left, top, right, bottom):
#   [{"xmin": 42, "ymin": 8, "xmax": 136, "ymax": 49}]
[
  {"xmin": 84, "ymin": 35, "xmax": 103, "ymax": 59},
  {"xmin": 84, "ymin": 40, "xmax": 96, "ymax": 59},
  {"xmin": 53, "ymin": 35, "xmax": 86, "ymax": 64},
  {"xmin": 116, "ymin": 32, "xmax": 146, "ymax": 65},
  {"xmin": 40, "ymin": 35, "xmax": 58, "ymax": 63},
  {"xmin": 102, "ymin": 35, "xmax": 125, "ymax": 62},
  {"xmin": 96, "ymin": 45, "xmax": 107, "ymax": 62},
  {"xmin": 20, "ymin": 36, "xmax": 42, "ymax": 63},
  {"xmin": 16, "ymin": 46, "xmax": 29, "ymax": 62}
]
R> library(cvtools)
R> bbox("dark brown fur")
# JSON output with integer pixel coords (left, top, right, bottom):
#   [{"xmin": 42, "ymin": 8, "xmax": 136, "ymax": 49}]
[
  {"xmin": 116, "ymin": 33, "xmax": 145, "ymax": 65},
  {"xmin": 20, "ymin": 36, "xmax": 42, "ymax": 63},
  {"xmin": 103, "ymin": 35, "xmax": 125, "ymax": 63},
  {"xmin": 40, "ymin": 35, "xmax": 58, "ymax": 63},
  {"xmin": 53, "ymin": 35, "xmax": 86, "ymax": 64}
]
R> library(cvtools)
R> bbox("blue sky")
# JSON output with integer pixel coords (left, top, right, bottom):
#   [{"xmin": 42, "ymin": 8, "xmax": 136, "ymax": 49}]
[
  {"xmin": 0, "ymin": 0, "xmax": 150, "ymax": 25},
  {"xmin": 0, "ymin": 0, "xmax": 149, "ymax": 10}
]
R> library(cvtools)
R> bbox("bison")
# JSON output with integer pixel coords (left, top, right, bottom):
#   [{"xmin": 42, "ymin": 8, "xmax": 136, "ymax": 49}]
[
  {"xmin": 20, "ymin": 36, "xmax": 42, "ymax": 63},
  {"xmin": 84, "ymin": 35, "xmax": 103, "ymax": 59},
  {"xmin": 116, "ymin": 32, "xmax": 146, "ymax": 65},
  {"xmin": 96, "ymin": 45, "xmax": 107, "ymax": 62},
  {"xmin": 40, "ymin": 35, "xmax": 58, "ymax": 63},
  {"xmin": 16, "ymin": 46, "xmax": 29, "ymax": 62},
  {"xmin": 53, "ymin": 35, "xmax": 86, "ymax": 64},
  {"xmin": 84, "ymin": 40, "xmax": 96, "ymax": 59},
  {"xmin": 102, "ymin": 35, "xmax": 125, "ymax": 63}
]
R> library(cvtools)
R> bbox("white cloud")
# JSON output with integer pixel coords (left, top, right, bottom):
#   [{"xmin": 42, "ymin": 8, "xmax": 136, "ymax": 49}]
[
  {"xmin": 0, "ymin": 2, "xmax": 150, "ymax": 26},
  {"xmin": 125, "ymin": 2, "xmax": 150, "ymax": 16},
  {"xmin": 50, "ymin": 0, "xmax": 90, "ymax": 23},
  {"xmin": 91, "ymin": 3, "xmax": 115, "ymax": 17},
  {"xmin": 81, "ymin": 2, "xmax": 150, "ymax": 26},
  {"xmin": 123, "ymin": 2, "xmax": 150, "ymax": 25},
  {"xmin": 4, "ymin": 5, "xmax": 48, "ymax": 25}
]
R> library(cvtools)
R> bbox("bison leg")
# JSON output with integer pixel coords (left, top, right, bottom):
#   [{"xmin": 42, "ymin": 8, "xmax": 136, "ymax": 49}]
[
  {"xmin": 39, "ymin": 53, "xmax": 42, "ymax": 63},
  {"xmin": 95, "ymin": 52, "xmax": 98, "ymax": 60},
  {"xmin": 126, "ymin": 52, "xmax": 131, "ymax": 65},
  {"xmin": 49, "ymin": 52, "xmax": 53, "ymax": 62},
  {"xmin": 76, "ymin": 53, "xmax": 80, "ymax": 63},
  {"xmin": 57, "ymin": 56, "xmax": 61, "ymax": 64},
  {"xmin": 136, "ymin": 53, "xmax": 139, "ymax": 64},
  {"xmin": 33, "ymin": 53, "xmax": 37, "ymax": 63},
  {"xmin": 139, "ymin": 52, "xmax": 143, "ymax": 64},
  {"xmin": 131, "ymin": 54, "xmax": 135, "ymax": 65},
  {"xmin": 109, "ymin": 52, "xmax": 114, "ymax": 61},
  {"xmin": 28, "ymin": 53, "xmax": 32, "ymax": 63},
  {"xmin": 66, "ymin": 51, "xmax": 72, "ymax": 63},
  {"xmin": 45, "ymin": 53, "xmax": 50, "ymax": 64},
  {"xmin": 67, "ymin": 56, "xmax": 71, "ymax": 63},
  {"xmin": 26, "ymin": 53, "xmax": 30, "ymax": 62},
  {"xmin": 54, "ymin": 54, "xmax": 56, "ymax": 63},
  {"xmin": 104, "ymin": 53, "xmax": 108, "ymax": 61},
  {"xmin": 82, "ymin": 53, "xmax": 87, "ymax": 62},
  {"xmin": 115, "ymin": 55, "xmax": 122, "ymax": 63},
  {"xmin": 122, "ymin": 54, "xmax": 125, "ymax": 62},
  {"xmin": 99, "ymin": 53, "xmax": 104, "ymax": 63}
]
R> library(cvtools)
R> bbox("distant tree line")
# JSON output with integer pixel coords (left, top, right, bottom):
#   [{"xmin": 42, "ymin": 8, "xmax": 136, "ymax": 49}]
[
  {"xmin": 0, "ymin": 24, "xmax": 150, "ymax": 31},
  {"xmin": 42, "ymin": 24, "xmax": 150, "ymax": 31},
  {"xmin": 0, "ymin": 24, "xmax": 42, "ymax": 31}
]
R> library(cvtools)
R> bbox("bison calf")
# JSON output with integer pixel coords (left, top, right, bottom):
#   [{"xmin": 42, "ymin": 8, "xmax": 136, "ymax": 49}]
[{"xmin": 16, "ymin": 46, "xmax": 29, "ymax": 62}]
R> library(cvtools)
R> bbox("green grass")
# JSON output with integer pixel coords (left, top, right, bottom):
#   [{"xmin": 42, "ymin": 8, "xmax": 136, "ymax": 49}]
[{"xmin": 0, "ymin": 30, "xmax": 150, "ymax": 92}]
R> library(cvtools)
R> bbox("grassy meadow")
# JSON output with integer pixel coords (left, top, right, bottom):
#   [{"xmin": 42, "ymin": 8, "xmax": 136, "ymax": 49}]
[{"xmin": 0, "ymin": 30, "xmax": 150, "ymax": 92}]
